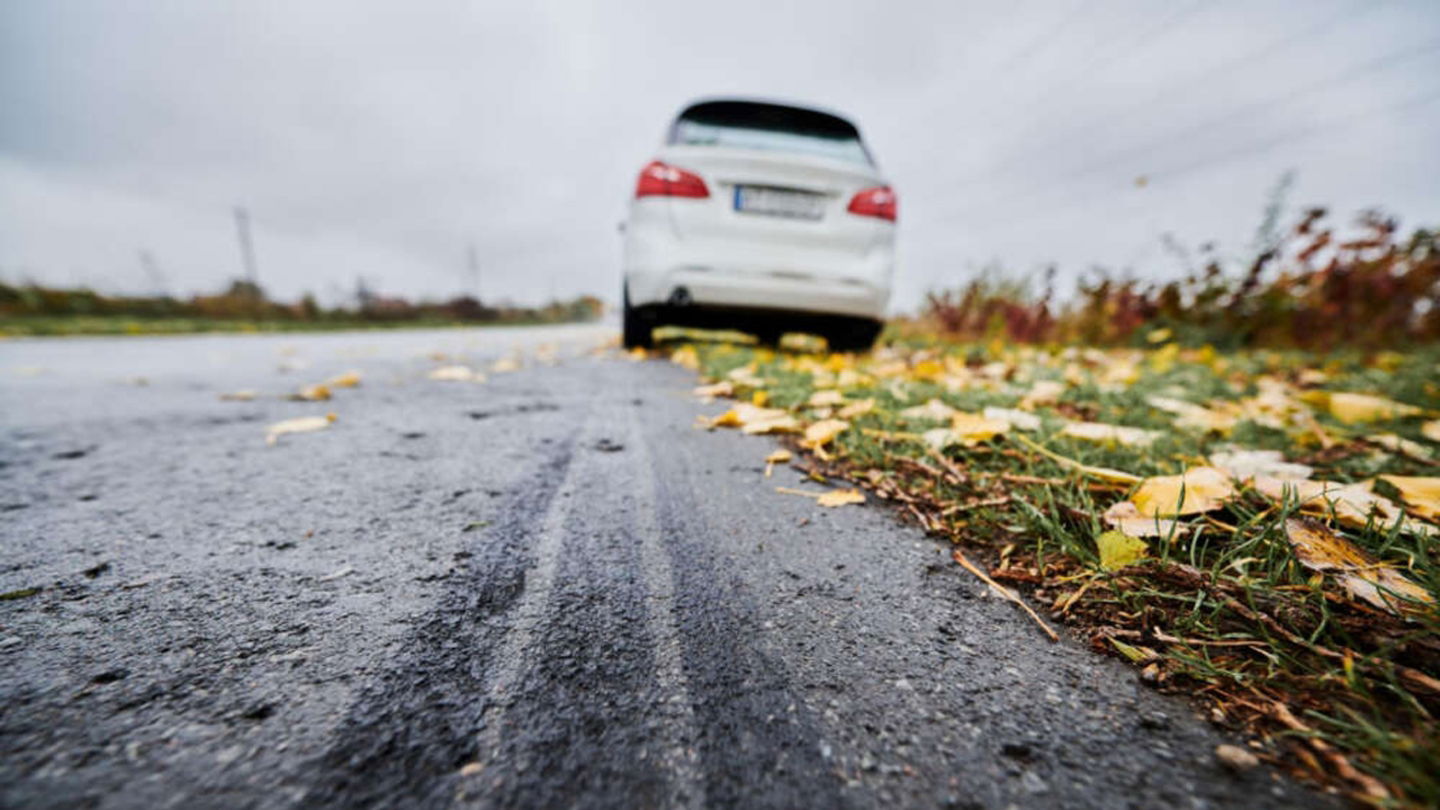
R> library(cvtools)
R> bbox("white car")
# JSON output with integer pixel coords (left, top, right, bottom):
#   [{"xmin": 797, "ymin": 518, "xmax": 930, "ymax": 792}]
[{"xmin": 621, "ymin": 98, "xmax": 896, "ymax": 350}]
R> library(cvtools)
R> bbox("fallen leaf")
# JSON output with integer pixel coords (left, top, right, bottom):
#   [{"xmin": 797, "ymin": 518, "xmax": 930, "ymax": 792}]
[
  {"xmin": 1254, "ymin": 477, "xmax": 1409, "ymax": 532},
  {"xmin": 1209, "ymin": 449, "xmax": 1313, "ymax": 483},
  {"xmin": 1302, "ymin": 391, "xmax": 1422, "ymax": 424},
  {"xmin": 428, "ymin": 365, "xmax": 484, "ymax": 382},
  {"xmin": 219, "ymin": 390, "xmax": 258, "ymax": 402},
  {"xmin": 898, "ymin": 398, "xmax": 958, "ymax": 422},
  {"xmin": 1131, "ymin": 467, "xmax": 1236, "ymax": 517},
  {"xmin": 668, "ymin": 346, "xmax": 698, "ymax": 371},
  {"xmin": 817, "ymin": 488, "xmax": 865, "ymax": 507},
  {"xmin": 1284, "ymin": 518, "xmax": 1433, "ymax": 613},
  {"xmin": 1059, "ymin": 421, "xmax": 1161, "ymax": 447},
  {"xmin": 293, "ymin": 383, "xmax": 332, "ymax": 401},
  {"xmin": 1368, "ymin": 434, "xmax": 1434, "ymax": 463},
  {"xmin": 837, "ymin": 398, "xmax": 876, "ymax": 419},
  {"xmin": 1146, "ymin": 395, "xmax": 1237, "ymax": 433},
  {"xmin": 1095, "ymin": 530, "xmax": 1148, "ymax": 570},
  {"xmin": 693, "ymin": 381, "xmax": 733, "ymax": 399},
  {"xmin": 266, "ymin": 413, "xmax": 336, "ymax": 446},
  {"xmin": 1422, "ymin": 420, "xmax": 1440, "ymax": 444},
  {"xmin": 763, "ymin": 448, "xmax": 792, "ymax": 478},
  {"xmin": 982, "ymin": 406, "xmax": 1041, "ymax": 431},
  {"xmin": 807, "ymin": 389, "xmax": 846, "ymax": 408},
  {"xmin": 801, "ymin": 419, "xmax": 850, "ymax": 448},
  {"xmin": 1018, "ymin": 380, "xmax": 1065, "ymax": 411},
  {"xmin": 1379, "ymin": 476, "xmax": 1440, "ymax": 521},
  {"xmin": 1102, "ymin": 501, "xmax": 1180, "ymax": 538},
  {"xmin": 326, "ymin": 370, "xmax": 362, "ymax": 388},
  {"xmin": 951, "ymin": 412, "xmax": 1010, "ymax": 442}
]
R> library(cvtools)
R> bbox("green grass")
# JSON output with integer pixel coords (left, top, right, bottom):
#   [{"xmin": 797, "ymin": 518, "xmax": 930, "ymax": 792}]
[{"xmin": 679, "ymin": 336, "xmax": 1440, "ymax": 807}]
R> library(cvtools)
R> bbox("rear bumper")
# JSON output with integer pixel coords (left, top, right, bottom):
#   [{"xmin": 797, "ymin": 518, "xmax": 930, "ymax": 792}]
[
  {"xmin": 622, "ymin": 215, "xmax": 893, "ymax": 320},
  {"xmin": 628, "ymin": 265, "xmax": 888, "ymax": 320},
  {"xmin": 629, "ymin": 301, "xmax": 880, "ymax": 337}
]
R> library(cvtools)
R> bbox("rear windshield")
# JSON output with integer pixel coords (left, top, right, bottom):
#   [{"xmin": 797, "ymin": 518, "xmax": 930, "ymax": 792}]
[{"xmin": 669, "ymin": 101, "xmax": 873, "ymax": 166}]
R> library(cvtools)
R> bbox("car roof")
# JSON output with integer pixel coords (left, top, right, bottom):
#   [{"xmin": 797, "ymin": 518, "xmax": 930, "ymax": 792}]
[{"xmin": 673, "ymin": 97, "xmax": 863, "ymax": 140}]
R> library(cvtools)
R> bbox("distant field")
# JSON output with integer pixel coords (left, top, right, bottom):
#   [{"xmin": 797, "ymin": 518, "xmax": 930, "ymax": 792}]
[{"xmin": 0, "ymin": 315, "xmax": 570, "ymax": 338}]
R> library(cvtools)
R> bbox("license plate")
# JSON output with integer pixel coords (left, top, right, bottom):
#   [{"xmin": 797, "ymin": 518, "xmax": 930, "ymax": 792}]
[{"xmin": 733, "ymin": 185, "xmax": 824, "ymax": 220}]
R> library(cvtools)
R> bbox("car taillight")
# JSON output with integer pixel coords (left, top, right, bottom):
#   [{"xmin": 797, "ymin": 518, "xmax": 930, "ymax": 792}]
[
  {"xmin": 847, "ymin": 186, "xmax": 897, "ymax": 221},
  {"xmin": 635, "ymin": 160, "xmax": 710, "ymax": 199}
]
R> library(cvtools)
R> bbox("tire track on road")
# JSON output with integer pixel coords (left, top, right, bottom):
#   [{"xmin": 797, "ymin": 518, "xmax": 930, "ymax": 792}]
[
  {"xmin": 458, "ymin": 382, "xmax": 704, "ymax": 809},
  {"xmin": 301, "ymin": 429, "xmax": 580, "ymax": 809}
]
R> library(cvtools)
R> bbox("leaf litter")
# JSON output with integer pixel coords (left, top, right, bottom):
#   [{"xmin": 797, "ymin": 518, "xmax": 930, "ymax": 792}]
[{"xmin": 657, "ymin": 335, "xmax": 1440, "ymax": 807}]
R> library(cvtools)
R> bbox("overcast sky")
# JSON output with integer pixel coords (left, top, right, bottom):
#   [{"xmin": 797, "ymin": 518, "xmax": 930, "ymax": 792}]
[{"xmin": 2, "ymin": 0, "xmax": 1438, "ymax": 310}]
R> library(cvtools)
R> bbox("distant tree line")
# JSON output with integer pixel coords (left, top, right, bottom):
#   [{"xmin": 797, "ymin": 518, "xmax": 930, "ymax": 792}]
[{"xmin": 0, "ymin": 278, "xmax": 604, "ymax": 327}]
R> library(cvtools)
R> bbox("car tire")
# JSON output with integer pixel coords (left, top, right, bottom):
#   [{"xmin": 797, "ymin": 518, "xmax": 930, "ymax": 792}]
[
  {"xmin": 622, "ymin": 289, "xmax": 653, "ymax": 350},
  {"xmin": 825, "ymin": 318, "xmax": 882, "ymax": 353}
]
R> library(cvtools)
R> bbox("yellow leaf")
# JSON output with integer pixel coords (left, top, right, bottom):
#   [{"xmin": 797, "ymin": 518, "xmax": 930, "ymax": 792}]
[
  {"xmin": 801, "ymin": 419, "xmax": 850, "ymax": 448},
  {"xmin": 706, "ymin": 409, "xmax": 743, "ymax": 429},
  {"xmin": 429, "ymin": 365, "xmax": 483, "ymax": 382},
  {"xmin": 1131, "ymin": 467, "xmax": 1236, "ymax": 517},
  {"xmin": 219, "ymin": 390, "xmax": 257, "ymax": 402},
  {"xmin": 817, "ymin": 488, "xmax": 865, "ymax": 507},
  {"xmin": 1284, "ymin": 518, "xmax": 1433, "ymax": 614},
  {"xmin": 265, "ymin": 413, "xmax": 336, "ymax": 446},
  {"xmin": 1422, "ymin": 420, "xmax": 1440, "ymax": 444},
  {"xmin": 1146, "ymin": 328, "xmax": 1172, "ymax": 344},
  {"xmin": 1102, "ymin": 501, "xmax": 1179, "ymax": 538},
  {"xmin": 1209, "ymin": 449, "xmax": 1312, "ymax": 483},
  {"xmin": 837, "ymin": 398, "xmax": 875, "ymax": 419},
  {"xmin": 325, "ymin": 370, "xmax": 362, "ymax": 388},
  {"xmin": 743, "ymin": 416, "xmax": 801, "ymax": 435},
  {"xmin": 1108, "ymin": 637, "xmax": 1150, "ymax": 662},
  {"xmin": 898, "ymin": 398, "xmax": 958, "ymax": 422},
  {"xmin": 1059, "ymin": 421, "xmax": 1161, "ymax": 447},
  {"xmin": 912, "ymin": 360, "xmax": 944, "ymax": 379},
  {"xmin": 982, "ymin": 406, "xmax": 1041, "ymax": 431},
  {"xmin": 1380, "ymin": 476, "xmax": 1440, "ymax": 521},
  {"xmin": 1368, "ymin": 434, "xmax": 1434, "ymax": 463},
  {"xmin": 693, "ymin": 381, "xmax": 734, "ymax": 399},
  {"xmin": 1146, "ymin": 395, "xmax": 1237, "ymax": 434},
  {"xmin": 807, "ymin": 389, "xmax": 846, "ymax": 408},
  {"xmin": 1254, "ymin": 477, "xmax": 1410, "ymax": 532},
  {"xmin": 1018, "ymin": 380, "xmax": 1064, "ymax": 411},
  {"xmin": 294, "ymin": 383, "xmax": 331, "ymax": 401},
  {"xmin": 1095, "ymin": 530, "xmax": 1148, "ymax": 570},
  {"xmin": 751, "ymin": 390, "xmax": 769, "ymax": 407},
  {"xmin": 490, "ymin": 356, "xmax": 521, "ymax": 373},
  {"xmin": 763, "ymin": 448, "xmax": 792, "ymax": 478},
  {"xmin": 1302, "ymin": 391, "xmax": 1422, "ymax": 424},
  {"xmin": 669, "ymin": 345, "xmax": 699, "ymax": 370},
  {"xmin": 950, "ymin": 412, "xmax": 1009, "ymax": 442}
]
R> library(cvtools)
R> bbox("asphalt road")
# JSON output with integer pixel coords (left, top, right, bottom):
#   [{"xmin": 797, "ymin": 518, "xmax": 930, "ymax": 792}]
[{"xmin": 0, "ymin": 325, "xmax": 1329, "ymax": 809}]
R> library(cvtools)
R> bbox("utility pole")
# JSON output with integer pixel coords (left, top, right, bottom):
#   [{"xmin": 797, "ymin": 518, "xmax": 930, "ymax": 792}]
[
  {"xmin": 138, "ymin": 249, "xmax": 167, "ymax": 295},
  {"xmin": 233, "ymin": 206, "xmax": 259, "ymax": 292},
  {"xmin": 466, "ymin": 243, "xmax": 481, "ymax": 302}
]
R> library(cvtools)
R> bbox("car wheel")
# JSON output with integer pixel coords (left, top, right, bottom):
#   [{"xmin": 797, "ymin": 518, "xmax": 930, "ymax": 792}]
[
  {"xmin": 622, "ymin": 289, "xmax": 653, "ymax": 349},
  {"xmin": 826, "ymin": 318, "xmax": 882, "ymax": 353}
]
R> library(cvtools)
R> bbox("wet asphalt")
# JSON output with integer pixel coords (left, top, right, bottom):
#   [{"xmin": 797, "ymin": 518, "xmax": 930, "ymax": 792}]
[{"xmin": 0, "ymin": 324, "xmax": 1332, "ymax": 809}]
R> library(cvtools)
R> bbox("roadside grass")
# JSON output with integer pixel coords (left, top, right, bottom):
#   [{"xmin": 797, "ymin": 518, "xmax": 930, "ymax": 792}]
[{"xmin": 662, "ymin": 334, "xmax": 1440, "ymax": 808}]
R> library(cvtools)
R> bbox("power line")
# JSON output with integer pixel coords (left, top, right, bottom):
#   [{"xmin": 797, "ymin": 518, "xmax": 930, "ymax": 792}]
[
  {"xmin": 919, "ymin": 37, "xmax": 1440, "ymax": 226},
  {"xmin": 926, "ymin": 0, "xmax": 1388, "ymax": 199},
  {"xmin": 923, "ymin": 84, "xmax": 1440, "ymax": 248}
]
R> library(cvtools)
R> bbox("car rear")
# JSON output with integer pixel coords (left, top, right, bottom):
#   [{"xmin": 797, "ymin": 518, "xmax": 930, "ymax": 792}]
[{"xmin": 622, "ymin": 99, "xmax": 895, "ymax": 349}]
